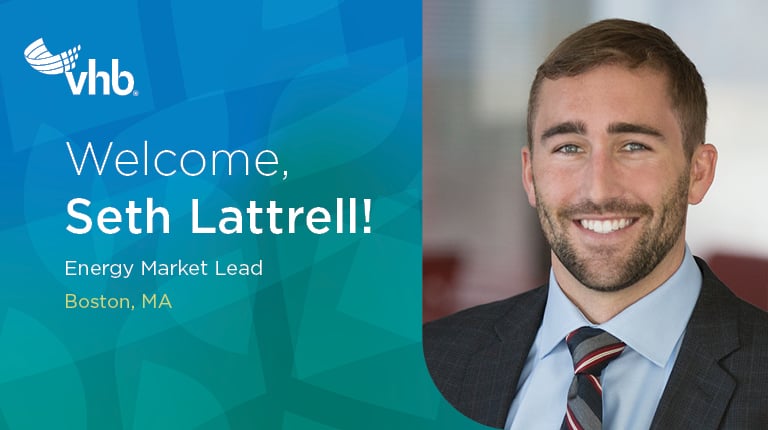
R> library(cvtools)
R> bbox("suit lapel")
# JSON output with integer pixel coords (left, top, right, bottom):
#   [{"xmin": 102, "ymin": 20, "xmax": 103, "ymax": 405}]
[
  {"xmin": 460, "ymin": 286, "xmax": 547, "ymax": 427},
  {"xmin": 650, "ymin": 258, "xmax": 739, "ymax": 429}
]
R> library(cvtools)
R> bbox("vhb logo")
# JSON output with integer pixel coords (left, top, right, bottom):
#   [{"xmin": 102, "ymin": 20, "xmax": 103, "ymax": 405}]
[{"xmin": 24, "ymin": 37, "xmax": 136, "ymax": 96}]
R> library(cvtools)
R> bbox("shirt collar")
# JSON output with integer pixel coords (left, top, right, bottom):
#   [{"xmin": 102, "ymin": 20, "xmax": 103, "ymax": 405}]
[{"xmin": 536, "ymin": 246, "xmax": 702, "ymax": 367}]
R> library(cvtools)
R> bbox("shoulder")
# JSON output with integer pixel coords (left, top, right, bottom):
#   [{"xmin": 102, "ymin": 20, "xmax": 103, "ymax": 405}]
[
  {"xmin": 694, "ymin": 257, "xmax": 768, "ymax": 396},
  {"xmin": 423, "ymin": 285, "xmax": 547, "ymax": 357},
  {"xmin": 695, "ymin": 257, "xmax": 768, "ymax": 347},
  {"xmin": 722, "ymin": 289, "xmax": 768, "ymax": 372},
  {"xmin": 422, "ymin": 285, "xmax": 547, "ymax": 407},
  {"xmin": 727, "ymin": 290, "xmax": 768, "ymax": 367}
]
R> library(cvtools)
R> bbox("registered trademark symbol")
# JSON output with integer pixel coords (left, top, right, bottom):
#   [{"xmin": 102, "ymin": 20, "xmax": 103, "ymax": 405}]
[{"xmin": 133, "ymin": 90, "xmax": 139, "ymax": 96}]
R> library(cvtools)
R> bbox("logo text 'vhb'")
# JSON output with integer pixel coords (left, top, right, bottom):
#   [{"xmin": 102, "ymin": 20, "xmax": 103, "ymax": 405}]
[{"xmin": 24, "ymin": 38, "xmax": 136, "ymax": 96}]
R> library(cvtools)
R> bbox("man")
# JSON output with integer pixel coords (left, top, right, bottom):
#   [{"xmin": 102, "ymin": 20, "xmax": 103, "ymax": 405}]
[{"xmin": 423, "ymin": 18, "xmax": 768, "ymax": 430}]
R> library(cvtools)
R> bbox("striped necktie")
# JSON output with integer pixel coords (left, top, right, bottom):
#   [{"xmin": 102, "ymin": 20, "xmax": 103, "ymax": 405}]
[{"xmin": 561, "ymin": 327, "xmax": 626, "ymax": 430}]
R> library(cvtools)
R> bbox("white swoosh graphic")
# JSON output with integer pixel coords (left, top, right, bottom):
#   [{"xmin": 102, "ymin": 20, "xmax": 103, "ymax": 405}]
[{"xmin": 24, "ymin": 38, "xmax": 81, "ymax": 75}]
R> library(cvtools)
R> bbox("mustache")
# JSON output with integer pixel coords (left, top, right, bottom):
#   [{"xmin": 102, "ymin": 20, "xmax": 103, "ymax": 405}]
[{"xmin": 557, "ymin": 199, "xmax": 653, "ymax": 218}]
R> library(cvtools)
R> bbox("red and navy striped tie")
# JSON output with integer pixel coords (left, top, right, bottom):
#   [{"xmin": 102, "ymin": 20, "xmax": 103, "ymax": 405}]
[{"xmin": 561, "ymin": 327, "xmax": 626, "ymax": 430}]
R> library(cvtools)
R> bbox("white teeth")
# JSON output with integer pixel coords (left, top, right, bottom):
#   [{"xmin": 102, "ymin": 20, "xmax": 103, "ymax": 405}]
[{"xmin": 579, "ymin": 218, "xmax": 633, "ymax": 234}]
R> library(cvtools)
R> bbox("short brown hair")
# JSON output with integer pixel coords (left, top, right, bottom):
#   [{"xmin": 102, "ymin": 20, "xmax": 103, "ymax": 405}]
[{"xmin": 527, "ymin": 18, "xmax": 707, "ymax": 158}]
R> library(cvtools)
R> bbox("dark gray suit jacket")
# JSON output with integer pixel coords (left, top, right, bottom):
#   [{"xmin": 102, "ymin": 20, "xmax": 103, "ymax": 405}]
[{"xmin": 423, "ymin": 258, "xmax": 768, "ymax": 429}]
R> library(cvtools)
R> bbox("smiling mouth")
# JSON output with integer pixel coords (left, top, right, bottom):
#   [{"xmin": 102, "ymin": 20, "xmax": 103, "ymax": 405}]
[{"xmin": 578, "ymin": 218, "xmax": 636, "ymax": 234}]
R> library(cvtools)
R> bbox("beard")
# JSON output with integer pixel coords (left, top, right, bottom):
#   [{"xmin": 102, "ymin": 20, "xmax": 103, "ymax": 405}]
[{"xmin": 534, "ymin": 172, "xmax": 690, "ymax": 292}]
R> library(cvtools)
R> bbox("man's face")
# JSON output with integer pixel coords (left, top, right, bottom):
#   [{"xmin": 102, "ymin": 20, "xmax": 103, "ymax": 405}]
[{"xmin": 522, "ymin": 65, "xmax": 695, "ymax": 292}]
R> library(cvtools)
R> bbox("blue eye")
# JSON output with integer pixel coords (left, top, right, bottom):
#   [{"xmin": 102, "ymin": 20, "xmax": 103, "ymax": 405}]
[
  {"xmin": 556, "ymin": 144, "xmax": 582, "ymax": 154},
  {"xmin": 624, "ymin": 142, "xmax": 649, "ymax": 151}
]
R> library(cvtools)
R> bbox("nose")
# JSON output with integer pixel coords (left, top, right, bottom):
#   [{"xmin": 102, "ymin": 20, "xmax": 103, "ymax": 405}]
[{"xmin": 583, "ymin": 147, "xmax": 623, "ymax": 203}]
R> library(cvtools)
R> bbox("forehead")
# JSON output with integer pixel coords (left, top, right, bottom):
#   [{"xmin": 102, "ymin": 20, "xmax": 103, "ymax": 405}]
[{"xmin": 533, "ymin": 65, "xmax": 681, "ymax": 139}]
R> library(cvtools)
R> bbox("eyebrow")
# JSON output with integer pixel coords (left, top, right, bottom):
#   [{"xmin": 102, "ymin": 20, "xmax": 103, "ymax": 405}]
[
  {"xmin": 540, "ymin": 121, "xmax": 587, "ymax": 141},
  {"xmin": 607, "ymin": 122, "xmax": 665, "ymax": 139},
  {"xmin": 540, "ymin": 121, "xmax": 665, "ymax": 142}
]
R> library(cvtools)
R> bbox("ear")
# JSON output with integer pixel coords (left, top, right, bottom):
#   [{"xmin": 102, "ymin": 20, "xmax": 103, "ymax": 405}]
[
  {"xmin": 688, "ymin": 143, "xmax": 717, "ymax": 204},
  {"xmin": 521, "ymin": 146, "xmax": 537, "ymax": 207}
]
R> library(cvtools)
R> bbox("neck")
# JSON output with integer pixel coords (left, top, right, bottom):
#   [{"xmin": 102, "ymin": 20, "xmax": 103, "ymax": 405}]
[{"xmin": 552, "ymin": 241, "xmax": 686, "ymax": 324}]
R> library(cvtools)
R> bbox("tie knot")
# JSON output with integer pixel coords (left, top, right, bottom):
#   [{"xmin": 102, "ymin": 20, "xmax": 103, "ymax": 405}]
[{"xmin": 565, "ymin": 327, "xmax": 625, "ymax": 375}]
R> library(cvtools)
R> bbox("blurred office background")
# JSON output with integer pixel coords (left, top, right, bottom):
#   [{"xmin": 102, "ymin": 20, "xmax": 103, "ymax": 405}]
[{"xmin": 423, "ymin": 0, "xmax": 768, "ymax": 320}]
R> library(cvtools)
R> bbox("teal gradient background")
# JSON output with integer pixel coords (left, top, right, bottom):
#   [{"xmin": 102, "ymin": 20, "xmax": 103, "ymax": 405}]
[{"xmin": 0, "ymin": 1, "xmax": 487, "ymax": 428}]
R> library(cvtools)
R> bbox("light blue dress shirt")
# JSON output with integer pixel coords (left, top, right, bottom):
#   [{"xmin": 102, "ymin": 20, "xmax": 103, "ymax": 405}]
[{"xmin": 505, "ymin": 247, "xmax": 702, "ymax": 430}]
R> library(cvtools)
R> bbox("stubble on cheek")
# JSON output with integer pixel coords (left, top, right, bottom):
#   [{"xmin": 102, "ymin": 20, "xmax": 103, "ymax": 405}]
[{"xmin": 532, "ymin": 173, "xmax": 689, "ymax": 292}]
